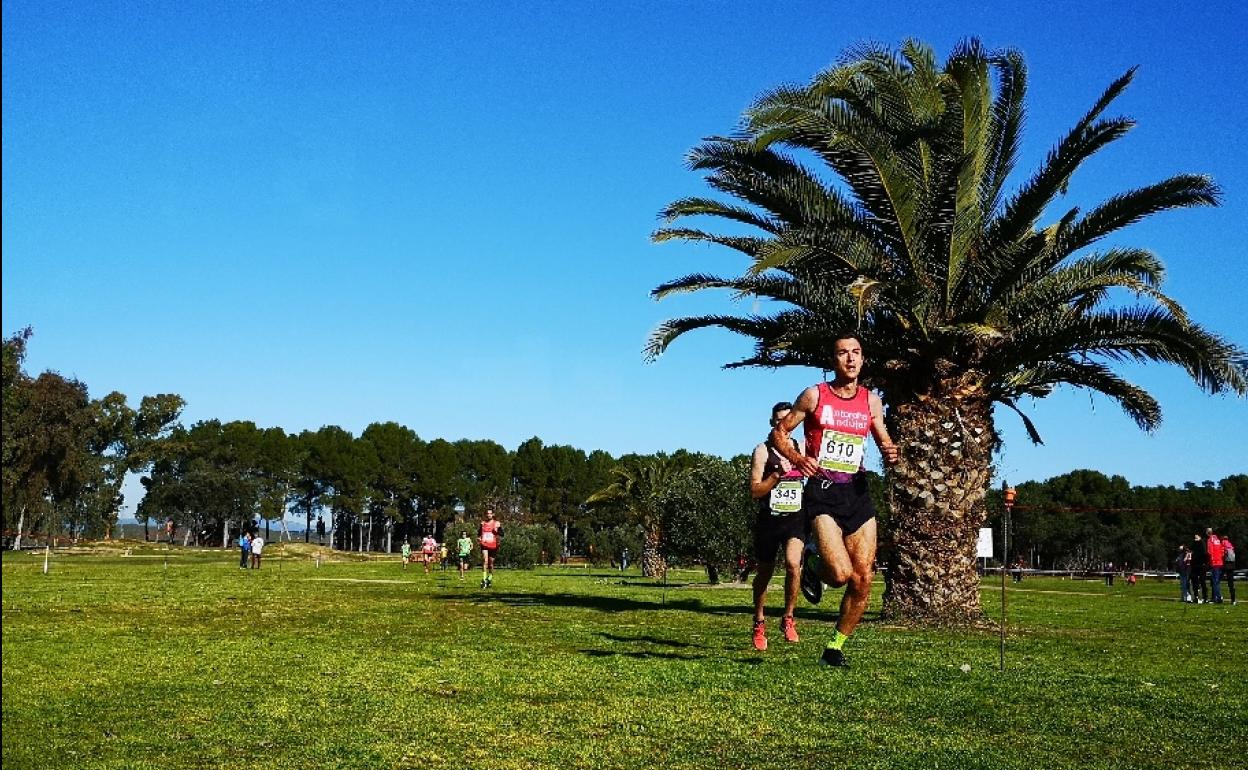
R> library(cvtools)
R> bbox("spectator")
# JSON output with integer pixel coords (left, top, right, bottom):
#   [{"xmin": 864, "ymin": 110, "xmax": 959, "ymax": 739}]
[
  {"xmin": 1105, "ymin": 561, "xmax": 1115, "ymax": 587},
  {"xmin": 620, "ymin": 548, "xmax": 630, "ymax": 571},
  {"xmin": 251, "ymin": 534, "xmax": 265, "ymax": 569},
  {"xmin": 1205, "ymin": 528, "xmax": 1225, "ymax": 604},
  {"xmin": 1221, "ymin": 535, "xmax": 1237, "ymax": 605},
  {"xmin": 316, "ymin": 515, "xmax": 326, "ymax": 545},
  {"xmin": 1175, "ymin": 545, "xmax": 1191, "ymax": 602},
  {"xmin": 1189, "ymin": 534, "xmax": 1209, "ymax": 604},
  {"xmin": 1012, "ymin": 557, "xmax": 1025, "ymax": 584},
  {"xmin": 239, "ymin": 531, "xmax": 251, "ymax": 570}
]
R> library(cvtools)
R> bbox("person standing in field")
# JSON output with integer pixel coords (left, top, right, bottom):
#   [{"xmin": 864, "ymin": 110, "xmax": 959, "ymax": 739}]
[
  {"xmin": 1175, "ymin": 545, "xmax": 1191, "ymax": 602},
  {"xmin": 770, "ymin": 332, "xmax": 899, "ymax": 668},
  {"xmin": 401, "ymin": 540, "xmax": 412, "ymax": 569},
  {"xmin": 250, "ymin": 534, "xmax": 264, "ymax": 569},
  {"xmin": 479, "ymin": 509, "xmax": 501, "ymax": 588},
  {"xmin": 1189, "ymin": 533, "xmax": 1209, "ymax": 604},
  {"xmin": 1205, "ymin": 528, "xmax": 1225, "ymax": 604},
  {"xmin": 239, "ymin": 530, "xmax": 252, "ymax": 570},
  {"xmin": 439, "ymin": 541, "xmax": 449, "ymax": 570},
  {"xmin": 1220, "ymin": 534, "xmax": 1237, "ymax": 605},
  {"xmin": 457, "ymin": 531, "xmax": 473, "ymax": 581},
  {"xmin": 747, "ymin": 400, "xmax": 806, "ymax": 651}
]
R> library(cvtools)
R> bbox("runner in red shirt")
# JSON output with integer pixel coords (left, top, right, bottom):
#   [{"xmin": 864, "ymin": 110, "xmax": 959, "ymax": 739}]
[
  {"xmin": 772, "ymin": 333, "xmax": 899, "ymax": 667},
  {"xmin": 479, "ymin": 509, "xmax": 502, "ymax": 588},
  {"xmin": 421, "ymin": 535, "xmax": 438, "ymax": 574}
]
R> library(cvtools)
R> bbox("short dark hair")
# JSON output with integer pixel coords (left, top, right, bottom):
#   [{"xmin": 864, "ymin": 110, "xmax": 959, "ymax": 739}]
[
  {"xmin": 832, "ymin": 330, "xmax": 865, "ymax": 348},
  {"xmin": 769, "ymin": 401, "xmax": 793, "ymax": 427}
]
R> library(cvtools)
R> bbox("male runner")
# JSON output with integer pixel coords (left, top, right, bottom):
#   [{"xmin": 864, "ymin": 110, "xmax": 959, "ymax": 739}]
[
  {"xmin": 748, "ymin": 401, "xmax": 807, "ymax": 651},
  {"xmin": 479, "ymin": 509, "xmax": 502, "ymax": 588},
  {"xmin": 400, "ymin": 540, "xmax": 412, "ymax": 569},
  {"xmin": 771, "ymin": 333, "xmax": 899, "ymax": 667},
  {"xmin": 421, "ymin": 534, "xmax": 438, "ymax": 574},
  {"xmin": 456, "ymin": 531, "xmax": 473, "ymax": 580}
]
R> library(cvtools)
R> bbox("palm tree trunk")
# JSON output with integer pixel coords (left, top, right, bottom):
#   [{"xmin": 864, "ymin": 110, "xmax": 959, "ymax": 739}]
[
  {"xmin": 641, "ymin": 525, "xmax": 666, "ymax": 579},
  {"xmin": 883, "ymin": 377, "xmax": 998, "ymax": 623}
]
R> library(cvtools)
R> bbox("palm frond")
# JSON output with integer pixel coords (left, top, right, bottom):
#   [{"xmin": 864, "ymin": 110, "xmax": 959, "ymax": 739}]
[
  {"xmin": 650, "ymin": 228, "xmax": 770, "ymax": 259},
  {"xmin": 1056, "ymin": 175, "xmax": 1220, "ymax": 256},
  {"xmin": 658, "ymin": 196, "xmax": 781, "ymax": 233},
  {"xmin": 998, "ymin": 358, "xmax": 1162, "ymax": 431}
]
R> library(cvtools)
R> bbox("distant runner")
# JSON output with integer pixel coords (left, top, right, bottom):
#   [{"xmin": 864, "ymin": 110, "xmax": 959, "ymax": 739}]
[
  {"xmin": 479, "ymin": 509, "xmax": 502, "ymax": 588},
  {"xmin": 457, "ymin": 531, "xmax": 473, "ymax": 581},
  {"xmin": 747, "ymin": 401, "xmax": 806, "ymax": 651},
  {"xmin": 421, "ymin": 534, "xmax": 438, "ymax": 574},
  {"xmin": 772, "ymin": 332, "xmax": 899, "ymax": 667},
  {"xmin": 401, "ymin": 540, "xmax": 412, "ymax": 569}
]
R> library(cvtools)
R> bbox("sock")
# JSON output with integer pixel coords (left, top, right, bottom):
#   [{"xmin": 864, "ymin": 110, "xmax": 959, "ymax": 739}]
[{"xmin": 826, "ymin": 630, "xmax": 849, "ymax": 651}]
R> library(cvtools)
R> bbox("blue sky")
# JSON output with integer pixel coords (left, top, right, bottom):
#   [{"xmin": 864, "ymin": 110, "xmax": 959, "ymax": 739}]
[{"xmin": 4, "ymin": 0, "xmax": 1246, "ymax": 516}]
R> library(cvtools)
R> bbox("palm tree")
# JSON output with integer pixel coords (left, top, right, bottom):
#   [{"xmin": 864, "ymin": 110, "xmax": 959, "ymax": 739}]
[
  {"xmin": 586, "ymin": 455, "xmax": 689, "ymax": 578},
  {"xmin": 647, "ymin": 39, "xmax": 1247, "ymax": 622}
]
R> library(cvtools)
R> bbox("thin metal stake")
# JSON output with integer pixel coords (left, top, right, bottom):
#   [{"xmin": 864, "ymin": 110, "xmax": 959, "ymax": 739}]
[{"xmin": 1000, "ymin": 506, "xmax": 1008, "ymax": 672}]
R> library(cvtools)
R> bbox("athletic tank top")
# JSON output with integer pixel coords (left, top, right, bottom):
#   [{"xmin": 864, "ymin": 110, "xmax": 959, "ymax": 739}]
[
  {"xmin": 803, "ymin": 382, "xmax": 872, "ymax": 482},
  {"xmin": 757, "ymin": 440, "xmax": 802, "ymax": 516},
  {"xmin": 480, "ymin": 520, "xmax": 500, "ymax": 547}
]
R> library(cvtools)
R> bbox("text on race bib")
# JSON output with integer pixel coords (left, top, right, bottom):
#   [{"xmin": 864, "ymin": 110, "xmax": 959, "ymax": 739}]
[
  {"xmin": 769, "ymin": 478, "xmax": 803, "ymax": 514},
  {"xmin": 818, "ymin": 430, "xmax": 865, "ymax": 473}
]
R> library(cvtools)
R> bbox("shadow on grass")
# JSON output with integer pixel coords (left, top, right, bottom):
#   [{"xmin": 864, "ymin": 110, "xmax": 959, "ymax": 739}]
[
  {"xmin": 435, "ymin": 589, "xmax": 885, "ymax": 627},
  {"xmin": 580, "ymin": 648, "xmax": 710, "ymax": 661},
  {"xmin": 441, "ymin": 590, "xmax": 725, "ymax": 616}
]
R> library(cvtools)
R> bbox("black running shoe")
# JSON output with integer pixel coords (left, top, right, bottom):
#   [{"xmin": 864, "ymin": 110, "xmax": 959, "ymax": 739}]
[
  {"xmin": 801, "ymin": 548, "xmax": 823, "ymax": 605},
  {"xmin": 818, "ymin": 647, "xmax": 847, "ymax": 667}
]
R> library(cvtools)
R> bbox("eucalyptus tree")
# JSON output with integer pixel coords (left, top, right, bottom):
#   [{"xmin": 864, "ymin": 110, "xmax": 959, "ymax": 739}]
[
  {"xmin": 648, "ymin": 39, "xmax": 1246, "ymax": 621},
  {"xmin": 361, "ymin": 422, "xmax": 422, "ymax": 550},
  {"xmin": 454, "ymin": 439, "xmax": 512, "ymax": 518},
  {"xmin": 256, "ymin": 426, "xmax": 297, "ymax": 541}
]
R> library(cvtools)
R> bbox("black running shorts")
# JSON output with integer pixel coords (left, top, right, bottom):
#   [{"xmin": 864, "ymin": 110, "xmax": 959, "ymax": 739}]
[
  {"xmin": 753, "ymin": 506, "xmax": 806, "ymax": 563},
  {"xmin": 802, "ymin": 472, "xmax": 875, "ymax": 536}
]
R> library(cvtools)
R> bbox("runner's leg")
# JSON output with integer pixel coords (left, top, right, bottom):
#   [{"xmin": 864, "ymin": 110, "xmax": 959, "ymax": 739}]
[
  {"xmin": 811, "ymin": 514, "xmax": 854, "ymax": 587},
  {"xmin": 752, "ymin": 561, "xmax": 776, "ymax": 622},
  {"xmin": 836, "ymin": 518, "xmax": 877, "ymax": 637},
  {"xmin": 781, "ymin": 537, "xmax": 804, "ymax": 618}
]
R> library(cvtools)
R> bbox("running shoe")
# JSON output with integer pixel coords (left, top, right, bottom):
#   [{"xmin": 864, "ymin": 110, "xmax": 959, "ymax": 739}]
[
  {"xmin": 752, "ymin": 620, "xmax": 767, "ymax": 651},
  {"xmin": 781, "ymin": 615, "xmax": 799, "ymax": 643},
  {"xmin": 818, "ymin": 647, "xmax": 847, "ymax": 667},
  {"xmin": 801, "ymin": 547, "xmax": 823, "ymax": 605}
]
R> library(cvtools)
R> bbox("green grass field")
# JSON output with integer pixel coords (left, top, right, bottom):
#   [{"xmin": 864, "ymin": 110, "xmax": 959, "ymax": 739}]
[{"xmin": 3, "ymin": 543, "xmax": 1245, "ymax": 769}]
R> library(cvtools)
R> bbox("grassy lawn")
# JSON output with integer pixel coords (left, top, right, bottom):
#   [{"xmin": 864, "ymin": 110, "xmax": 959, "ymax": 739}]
[{"xmin": 3, "ymin": 543, "xmax": 1245, "ymax": 770}]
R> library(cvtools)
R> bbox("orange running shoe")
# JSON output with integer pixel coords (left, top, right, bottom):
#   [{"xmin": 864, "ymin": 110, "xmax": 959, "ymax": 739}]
[
  {"xmin": 752, "ymin": 619, "xmax": 768, "ymax": 651},
  {"xmin": 781, "ymin": 615, "xmax": 799, "ymax": 643}
]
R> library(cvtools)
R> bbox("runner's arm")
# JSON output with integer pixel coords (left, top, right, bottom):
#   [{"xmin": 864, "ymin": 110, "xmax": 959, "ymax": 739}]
[
  {"xmin": 770, "ymin": 386, "xmax": 820, "ymax": 476},
  {"xmin": 749, "ymin": 443, "xmax": 781, "ymax": 499},
  {"xmin": 868, "ymin": 391, "xmax": 899, "ymax": 466}
]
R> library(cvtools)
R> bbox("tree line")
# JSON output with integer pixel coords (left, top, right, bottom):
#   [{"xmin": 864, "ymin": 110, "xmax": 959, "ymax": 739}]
[{"xmin": 4, "ymin": 329, "xmax": 1243, "ymax": 580}]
